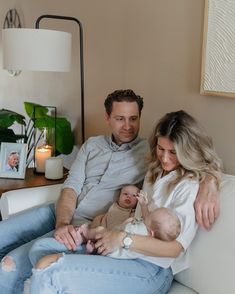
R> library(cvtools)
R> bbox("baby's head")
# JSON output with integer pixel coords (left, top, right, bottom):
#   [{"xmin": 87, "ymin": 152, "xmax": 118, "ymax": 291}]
[
  {"xmin": 145, "ymin": 208, "xmax": 181, "ymax": 241},
  {"xmin": 118, "ymin": 185, "xmax": 139, "ymax": 209}
]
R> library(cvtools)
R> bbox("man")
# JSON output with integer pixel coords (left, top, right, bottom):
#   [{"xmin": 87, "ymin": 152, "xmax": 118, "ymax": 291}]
[{"xmin": 0, "ymin": 89, "xmax": 219, "ymax": 293}]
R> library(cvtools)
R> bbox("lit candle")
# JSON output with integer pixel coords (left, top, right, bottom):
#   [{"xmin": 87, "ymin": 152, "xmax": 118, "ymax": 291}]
[
  {"xmin": 45, "ymin": 157, "xmax": 64, "ymax": 180},
  {"xmin": 35, "ymin": 145, "xmax": 52, "ymax": 173}
]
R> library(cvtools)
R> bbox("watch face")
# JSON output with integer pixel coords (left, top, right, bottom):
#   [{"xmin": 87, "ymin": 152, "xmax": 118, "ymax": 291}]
[
  {"xmin": 124, "ymin": 235, "xmax": 133, "ymax": 249},
  {"xmin": 3, "ymin": 9, "xmax": 22, "ymax": 77},
  {"xmin": 124, "ymin": 237, "xmax": 132, "ymax": 246}
]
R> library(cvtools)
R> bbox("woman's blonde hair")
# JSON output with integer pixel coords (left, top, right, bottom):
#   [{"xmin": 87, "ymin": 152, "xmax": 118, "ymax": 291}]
[{"xmin": 147, "ymin": 110, "xmax": 222, "ymax": 189}]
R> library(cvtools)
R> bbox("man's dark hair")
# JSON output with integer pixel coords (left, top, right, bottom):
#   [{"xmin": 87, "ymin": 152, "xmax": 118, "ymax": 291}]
[{"xmin": 104, "ymin": 89, "xmax": 144, "ymax": 116}]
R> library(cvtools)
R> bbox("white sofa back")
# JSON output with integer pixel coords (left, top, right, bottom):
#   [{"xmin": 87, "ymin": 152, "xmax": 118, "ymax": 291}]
[{"xmin": 0, "ymin": 184, "xmax": 62, "ymax": 220}]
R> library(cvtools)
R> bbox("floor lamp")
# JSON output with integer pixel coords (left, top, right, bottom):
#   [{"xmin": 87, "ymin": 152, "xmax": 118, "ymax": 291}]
[{"xmin": 2, "ymin": 14, "xmax": 85, "ymax": 143}]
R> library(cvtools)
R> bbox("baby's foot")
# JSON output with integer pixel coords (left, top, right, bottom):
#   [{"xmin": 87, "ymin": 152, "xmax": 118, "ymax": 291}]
[
  {"xmin": 75, "ymin": 226, "xmax": 85, "ymax": 245},
  {"xmin": 79, "ymin": 223, "xmax": 90, "ymax": 240},
  {"xmin": 86, "ymin": 240, "xmax": 95, "ymax": 254}
]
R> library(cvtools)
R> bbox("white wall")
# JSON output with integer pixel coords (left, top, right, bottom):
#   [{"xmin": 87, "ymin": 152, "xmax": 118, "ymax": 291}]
[{"xmin": 1, "ymin": 0, "xmax": 235, "ymax": 174}]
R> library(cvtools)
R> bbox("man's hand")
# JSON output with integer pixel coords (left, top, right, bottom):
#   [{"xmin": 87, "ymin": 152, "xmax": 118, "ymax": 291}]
[
  {"xmin": 54, "ymin": 224, "xmax": 81, "ymax": 251},
  {"xmin": 194, "ymin": 177, "xmax": 220, "ymax": 230}
]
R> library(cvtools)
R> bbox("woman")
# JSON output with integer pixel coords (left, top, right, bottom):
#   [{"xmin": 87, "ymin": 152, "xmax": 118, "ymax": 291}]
[{"xmin": 29, "ymin": 110, "xmax": 221, "ymax": 294}]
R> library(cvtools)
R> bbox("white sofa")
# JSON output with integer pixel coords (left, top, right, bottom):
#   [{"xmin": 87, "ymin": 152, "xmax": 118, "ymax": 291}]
[{"xmin": 0, "ymin": 174, "xmax": 235, "ymax": 294}]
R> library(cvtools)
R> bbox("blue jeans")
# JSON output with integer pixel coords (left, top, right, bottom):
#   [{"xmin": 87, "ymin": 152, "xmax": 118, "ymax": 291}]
[
  {"xmin": 0, "ymin": 203, "xmax": 55, "ymax": 294},
  {"xmin": 29, "ymin": 255, "xmax": 173, "ymax": 294},
  {"xmin": 29, "ymin": 237, "xmax": 87, "ymax": 266}
]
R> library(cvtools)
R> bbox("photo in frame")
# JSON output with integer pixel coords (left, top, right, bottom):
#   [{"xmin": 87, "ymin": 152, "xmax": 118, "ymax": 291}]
[
  {"xmin": 201, "ymin": 0, "xmax": 235, "ymax": 98},
  {"xmin": 0, "ymin": 142, "xmax": 28, "ymax": 179}
]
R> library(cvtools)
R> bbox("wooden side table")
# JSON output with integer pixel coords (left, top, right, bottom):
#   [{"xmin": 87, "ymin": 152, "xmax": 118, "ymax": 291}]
[
  {"xmin": 0, "ymin": 168, "xmax": 68, "ymax": 198},
  {"xmin": 0, "ymin": 168, "xmax": 68, "ymax": 221}
]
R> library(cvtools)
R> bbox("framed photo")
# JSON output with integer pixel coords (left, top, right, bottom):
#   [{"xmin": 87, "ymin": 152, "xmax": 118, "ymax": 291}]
[{"xmin": 0, "ymin": 142, "xmax": 28, "ymax": 179}]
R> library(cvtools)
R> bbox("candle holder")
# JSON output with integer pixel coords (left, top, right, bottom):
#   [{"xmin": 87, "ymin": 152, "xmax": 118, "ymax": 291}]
[{"xmin": 33, "ymin": 105, "xmax": 56, "ymax": 173}]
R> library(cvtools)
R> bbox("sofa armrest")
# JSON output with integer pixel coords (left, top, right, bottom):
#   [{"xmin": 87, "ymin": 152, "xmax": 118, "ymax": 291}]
[
  {"xmin": 0, "ymin": 184, "xmax": 62, "ymax": 220},
  {"xmin": 174, "ymin": 173, "xmax": 235, "ymax": 294}
]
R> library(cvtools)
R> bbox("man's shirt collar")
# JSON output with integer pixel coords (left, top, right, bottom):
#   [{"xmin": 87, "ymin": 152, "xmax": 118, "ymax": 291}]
[{"xmin": 108, "ymin": 135, "xmax": 141, "ymax": 151}]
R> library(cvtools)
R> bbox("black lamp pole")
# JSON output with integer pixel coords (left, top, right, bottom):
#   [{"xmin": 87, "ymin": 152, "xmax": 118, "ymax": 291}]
[{"xmin": 35, "ymin": 14, "xmax": 85, "ymax": 144}]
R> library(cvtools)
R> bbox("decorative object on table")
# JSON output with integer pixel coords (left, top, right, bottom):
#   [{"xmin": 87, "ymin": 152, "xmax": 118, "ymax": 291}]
[
  {"xmin": 0, "ymin": 142, "xmax": 27, "ymax": 179},
  {"xmin": 201, "ymin": 0, "xmax": 235, "ymax": 98},
  {"xmin": 0, "ymin": 103, "xmax": 74, "ymax": 168},
  {"xmin": 2, "ymin": 14, "xmax": 85, "ymax": 143},
  {"xmin": 35, "ymin": 144, "xmax": 52, "ymax": 173},
  {"xmin": 45, "ymin": 157, "xmax": 64, "ymax": 180},
  {"xmin": 3, "ymin": 8, "xmax": 22, "ymax": 77},
  {"xmin": 32, "ymin": 105, "xmax": 56, "ymax": 173}
]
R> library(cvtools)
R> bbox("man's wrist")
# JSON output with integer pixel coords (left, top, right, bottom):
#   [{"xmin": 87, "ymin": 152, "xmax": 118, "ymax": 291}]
[{"xmin": 55, "ymin": 222, "xmax": 70, "ymax": 230}]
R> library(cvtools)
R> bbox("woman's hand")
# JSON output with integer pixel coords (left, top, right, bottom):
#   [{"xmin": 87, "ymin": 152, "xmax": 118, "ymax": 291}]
[
  {"xmin": 94, "ymin": 230, "xmax": 126, "ymax": 256},
  {"xmin": 194, "ymin": 176, "xmax": 220, "ymax": 230}
]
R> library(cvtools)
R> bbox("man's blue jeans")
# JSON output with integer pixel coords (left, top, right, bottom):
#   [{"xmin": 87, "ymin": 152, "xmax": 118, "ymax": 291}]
[{"xmin": 0, "ymin": 203, "xmax": 55, "ymax": 294}]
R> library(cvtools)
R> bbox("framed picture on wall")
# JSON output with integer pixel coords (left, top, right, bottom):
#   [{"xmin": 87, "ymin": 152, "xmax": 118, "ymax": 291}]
[
  {"xmin": 201, "ymin": 0, "xmax": 235, "ymax": 98},
  {"xmin": 0, "ymin": 142, "xmax": 28, "ymax": 179}
]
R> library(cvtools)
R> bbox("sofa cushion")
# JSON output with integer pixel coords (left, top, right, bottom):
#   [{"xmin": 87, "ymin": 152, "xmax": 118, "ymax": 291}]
[
  {"xmin": 174, "ymin": 174, "xmax": 235, "ymax": 294},
  {"xmin": 168, "ymin": 281, "xmax": 197, "ymax": 294}
]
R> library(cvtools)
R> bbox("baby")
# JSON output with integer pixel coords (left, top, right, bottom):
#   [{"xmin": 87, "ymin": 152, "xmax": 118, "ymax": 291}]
[
  {"xmin": 76, "ymin": 186, "xmax": 181, "ymax": 255},
  {"xmin": 75, "ymin": 184, "xmax": 139, "ymax": 252},
  {"xmin": 136, "ymin": 190, "xmax": 181, "ymax": 241}
]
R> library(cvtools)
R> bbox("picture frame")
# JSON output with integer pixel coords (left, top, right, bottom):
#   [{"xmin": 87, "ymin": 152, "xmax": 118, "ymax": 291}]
[
  {"xmin": 200, "ymin": 0, "xmax": 235, "ymax": 98},
  {"xmin": 0, "ymin": 142, "xmax": 28, "ymax": 179}
]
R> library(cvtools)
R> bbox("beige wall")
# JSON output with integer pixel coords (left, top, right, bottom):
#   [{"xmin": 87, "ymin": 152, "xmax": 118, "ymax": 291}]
[
  {"xmin": 0, "ymin": 0, "xmax": 235, "ymax": 174},
  {"xmin": 123, "ymin": 0, "xmax": 235, "ymax": 174},
  {"xmin": 0, "ymin": 0, "xmax": 127, "ymax": 144}
]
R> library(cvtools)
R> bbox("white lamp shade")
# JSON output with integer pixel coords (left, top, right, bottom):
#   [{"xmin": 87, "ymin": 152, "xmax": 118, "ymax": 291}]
[{"xmin": 2, "ymin": 28, "xmax": 72, "ymax": 72}]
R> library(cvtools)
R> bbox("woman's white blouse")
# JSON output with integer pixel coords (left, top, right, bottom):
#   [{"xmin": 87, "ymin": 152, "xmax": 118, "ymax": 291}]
[{"xmin": 135, "ymin": 170, "xmax": 199, "ymax": 274}]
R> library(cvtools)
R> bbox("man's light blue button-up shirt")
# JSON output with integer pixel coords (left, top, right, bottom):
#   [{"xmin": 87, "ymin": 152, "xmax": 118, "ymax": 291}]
[{"xmin": 62, "ymin": 135, "xmax": 148, "ymax": 225}]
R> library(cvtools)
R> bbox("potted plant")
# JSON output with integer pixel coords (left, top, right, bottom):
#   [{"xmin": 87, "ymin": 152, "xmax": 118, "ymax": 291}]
[{"xmin": 0, "ymin": 103, "xmax": 74, "ymax": 160}]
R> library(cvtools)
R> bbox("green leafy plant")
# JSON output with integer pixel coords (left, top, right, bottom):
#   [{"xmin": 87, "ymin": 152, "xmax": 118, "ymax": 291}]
[
  {"xmin": 0, "ymin": 103, "xmax": 74, "ymax": 157},
  {"xmin": 0, "ymin": 109, "xmax": 26, "ymax": 143},
  {"xmin": 24, "ymin": 102, "xmax": 74, "ymax": 155}
]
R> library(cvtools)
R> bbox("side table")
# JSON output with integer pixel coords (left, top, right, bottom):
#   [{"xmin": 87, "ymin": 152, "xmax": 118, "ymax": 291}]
[{"xmin": 0, "ymin": 168, "xmax": 68, "ymax": 220}]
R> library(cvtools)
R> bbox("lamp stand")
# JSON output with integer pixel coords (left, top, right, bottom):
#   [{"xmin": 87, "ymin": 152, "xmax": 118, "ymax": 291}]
[{"xmin": 36, "ymin": 14, "xmax": 85, "ymax": 143}]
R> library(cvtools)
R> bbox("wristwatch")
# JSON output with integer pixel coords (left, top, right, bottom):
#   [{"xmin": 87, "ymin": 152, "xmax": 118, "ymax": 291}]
[{"xmin": 123, "ymin": 232, "xmax": 133, "ymax": 250}]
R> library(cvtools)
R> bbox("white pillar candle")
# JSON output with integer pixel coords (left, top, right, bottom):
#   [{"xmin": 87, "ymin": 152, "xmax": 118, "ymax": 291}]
[
  {"xmin": 45, "ymin": 157, "xmax": 64, "ymax": 180},
  {"xmin": 35, "ymin": 145, "xmax": 52, "ymax": 173}
]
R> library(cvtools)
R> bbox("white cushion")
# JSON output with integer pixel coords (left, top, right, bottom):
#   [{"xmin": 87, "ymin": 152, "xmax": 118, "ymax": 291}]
[
  {"xmin": 168, "ymin": 281, "xmax": 197, "ymax": 294},
  {"xmin": 0, "ymin": 184, "xmax": 62, "ymax": 220},
  {"xmin": 174, "ymin": 174, "xmax": 235, "ymax": 294}
]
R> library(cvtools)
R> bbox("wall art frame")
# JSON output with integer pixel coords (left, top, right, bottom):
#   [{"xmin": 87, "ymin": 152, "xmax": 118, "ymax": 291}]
[{"xmin": 201, "ymin": 0, "xmax": 235, "ymax": 98}]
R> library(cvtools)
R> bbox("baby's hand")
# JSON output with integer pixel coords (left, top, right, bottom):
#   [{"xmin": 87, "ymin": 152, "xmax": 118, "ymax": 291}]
[{"xmin": 136, "ymin": 190, "xmax": 148, "ymax": 205}]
